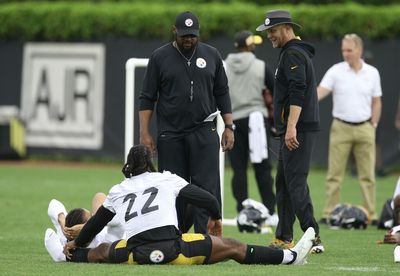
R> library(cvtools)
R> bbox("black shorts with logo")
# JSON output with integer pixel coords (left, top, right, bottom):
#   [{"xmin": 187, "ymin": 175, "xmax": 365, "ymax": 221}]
[{"xmin": 108, "ymin": 233, "xmax": 212, "ymax": 265}]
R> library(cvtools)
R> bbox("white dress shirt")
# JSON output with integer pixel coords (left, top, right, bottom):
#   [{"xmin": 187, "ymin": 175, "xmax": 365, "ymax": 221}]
[{"xmin": 319, "ymin": 60, "xmax": 382, "ymax": 123}]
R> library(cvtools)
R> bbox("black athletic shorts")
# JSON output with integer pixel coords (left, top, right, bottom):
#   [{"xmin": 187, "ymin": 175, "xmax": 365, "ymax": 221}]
[{"xmin": 108, "ymin": 233, "xmax": 212, "ymax": 265}]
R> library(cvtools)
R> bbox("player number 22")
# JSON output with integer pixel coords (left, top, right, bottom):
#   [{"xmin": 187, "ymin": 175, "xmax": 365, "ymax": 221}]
[{"xmin": 123, "ymin": 187, "xmax": 159, "ymax": 222}]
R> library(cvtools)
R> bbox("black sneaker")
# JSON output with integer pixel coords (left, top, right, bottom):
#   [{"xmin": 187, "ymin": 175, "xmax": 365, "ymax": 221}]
[{"xmin": 310, "ymin": 236, "xmax": 325, "ymax": 254}]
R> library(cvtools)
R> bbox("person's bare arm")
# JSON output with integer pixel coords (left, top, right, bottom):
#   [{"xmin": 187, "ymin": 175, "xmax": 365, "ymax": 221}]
[
  {"xmin": 64, "ymin": 224, "xmax": 85, "ymax": 240},
  {"xmin": 395, "ymin": 98, "xmax": 400, "ymax": 130},
  {"xmin": 91, "ymin": 192, "xmax": 106, "ymax": 215},
  {"xmin": 207, "ymin": 218, "xmax": 222, "ymax": 237},
  {"xmin": 58, "ymin": 213, "xmax": 68, "ymax": 237},
  {"xmin": 370, "ymin": 96, "xmax": 382, "ymax": 128},
  {"xmin": 285, "ymin": 105, "xmax": 301, "ymax": 151},
  {"xmin": 221, "ymin": 113, "xmax": 234, "ymax": 152},
  {"xmin": 383, "ymin": 232, "xmax": 400, "ymax": 244},
  {"xmin": 139, "ymin": 110, "xmax": 156, "ymax": 153},
  {"xmin": 317, "ymin": 86, "xmax": 331, "ymax": 101}
]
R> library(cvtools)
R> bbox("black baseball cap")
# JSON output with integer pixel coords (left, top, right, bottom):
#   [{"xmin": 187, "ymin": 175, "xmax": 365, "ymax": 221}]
[
  {"xmin": 175, "ymin": 11, "xmax": 200, "ymax": 37},
  {"xmin": 234, "ymin": 30, "xmax": 263, "ymax": 48}
]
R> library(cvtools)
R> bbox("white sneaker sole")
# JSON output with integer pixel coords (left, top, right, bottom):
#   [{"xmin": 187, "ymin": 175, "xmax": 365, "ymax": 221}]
[{"xmin": 292, "ymin": 227, "xmax": 315, "ymax": 265}]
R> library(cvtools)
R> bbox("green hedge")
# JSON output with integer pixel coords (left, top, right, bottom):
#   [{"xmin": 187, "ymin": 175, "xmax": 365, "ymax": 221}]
[
  {"xmin": 1, "ymin": 2, "xmax": 400, "ymax": 41},
  {"xmin": 2, "ymin": 0, "xmax": 400, "ymax": 5}
]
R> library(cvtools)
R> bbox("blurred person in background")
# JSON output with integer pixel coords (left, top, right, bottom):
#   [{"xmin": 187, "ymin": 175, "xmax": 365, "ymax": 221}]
[
  {"xmin": 224, "ymin": 30, "xmax": 277, "ymax": 226},
  {"xmin": 317, "ymin": 33, "xmax": 382, "ymax": 226}
]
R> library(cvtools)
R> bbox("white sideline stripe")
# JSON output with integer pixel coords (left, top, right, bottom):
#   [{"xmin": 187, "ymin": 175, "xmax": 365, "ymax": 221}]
[
  {"xmin": 125, "ymin": 58, "xmax": 227, "ymax": 220},
  {"xmin": 332, "ymin": 266, "xmax": 380, "ymax": 272},
  {"xmin": 223, "ymin": 218, "xmax": 237, "ymax": 226}
]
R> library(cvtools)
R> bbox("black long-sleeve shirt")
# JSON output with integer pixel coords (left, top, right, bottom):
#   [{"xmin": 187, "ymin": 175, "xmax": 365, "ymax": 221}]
[
  {"xmin": 139, "ymin": 42, "xmax": 231, "ymax": 135},
  {"xmin": 273, "ymin": 39, "xmax": 320, "ymax": 135}
]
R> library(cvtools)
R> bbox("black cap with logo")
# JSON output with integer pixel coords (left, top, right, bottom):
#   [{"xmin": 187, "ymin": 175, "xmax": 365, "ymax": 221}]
[{"xmin": 175, "ymin": 11, "xmax": 200, "ymax": 37}]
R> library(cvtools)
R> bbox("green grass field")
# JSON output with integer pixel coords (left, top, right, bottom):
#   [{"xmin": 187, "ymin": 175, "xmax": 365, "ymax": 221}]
[{"xmin": 0, "ymin": 161, "xmax": 399, "ymax": 275}]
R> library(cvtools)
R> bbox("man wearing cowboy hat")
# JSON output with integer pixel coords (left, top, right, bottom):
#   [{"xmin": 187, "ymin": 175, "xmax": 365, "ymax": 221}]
[{"xmin": 256, "ymin": 10, "xmax": 324, "ymax": 253}]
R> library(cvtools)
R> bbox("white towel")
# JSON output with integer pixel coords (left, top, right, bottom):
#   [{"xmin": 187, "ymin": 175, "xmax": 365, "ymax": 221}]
[{"xmin": 249, "ymin": 111, "xmax": 268, "ymax": 163}]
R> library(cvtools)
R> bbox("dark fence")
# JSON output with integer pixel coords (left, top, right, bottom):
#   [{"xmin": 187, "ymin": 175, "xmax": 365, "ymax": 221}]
[{"xmin": 0, "ymin": 37, "xmax": 399, "ymax": 168}]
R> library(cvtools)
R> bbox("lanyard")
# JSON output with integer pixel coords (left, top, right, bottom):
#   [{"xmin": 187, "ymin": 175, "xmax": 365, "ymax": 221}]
[{"xmin": 173, "ymin": 42, "xmax": 197, "ymax": 102}]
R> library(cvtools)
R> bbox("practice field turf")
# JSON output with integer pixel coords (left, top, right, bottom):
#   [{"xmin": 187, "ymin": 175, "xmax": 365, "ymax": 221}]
[{"xmin": 0, "ymin": 161, "xmax": 399, "ymax": 275}]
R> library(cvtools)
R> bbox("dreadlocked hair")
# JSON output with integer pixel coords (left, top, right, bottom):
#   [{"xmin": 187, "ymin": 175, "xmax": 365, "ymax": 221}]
[
  {"xmin": 65, "ymin": 208, "xmax": 89, "ymax": 228},
  {"xmin": 122, "ymin": 144, "xmax": 156, "ymax": 178}
]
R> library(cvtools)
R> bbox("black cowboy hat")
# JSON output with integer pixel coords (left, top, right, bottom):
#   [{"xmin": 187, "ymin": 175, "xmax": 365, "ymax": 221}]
[{"xmin": 256, "ymin": 10, "xmax": 302, "ymax": 32}]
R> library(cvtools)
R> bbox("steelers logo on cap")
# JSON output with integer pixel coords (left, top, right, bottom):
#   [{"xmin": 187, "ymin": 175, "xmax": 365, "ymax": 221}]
[
  {"xmin": 185, "ymin": 18, "xmax": 193, "ymax": 27},
  {"xmin": 265, "ymin": 18, "xmax": 270, "ymax": 26}
]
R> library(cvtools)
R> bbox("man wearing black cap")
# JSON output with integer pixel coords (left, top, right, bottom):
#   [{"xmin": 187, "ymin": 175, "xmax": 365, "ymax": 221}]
[
  {"xmin": 139, "ymin": 11, "xmax": 234, "ymax": 234},
  {"xmin": 224, "ymin": 30, "xmax": 277, "ymax": 225},
  {"xmin": 256, "ymin": 10, "xmax": 324, "ymax": 253}
]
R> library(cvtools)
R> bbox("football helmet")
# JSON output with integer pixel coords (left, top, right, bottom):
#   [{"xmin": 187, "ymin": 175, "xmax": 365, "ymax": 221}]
[
  {"xmin": 328, "ymin": 203, "xmax": 349, "ymax": 228},
  {"xmin": 329, "ymin": 203, "xmax": 369, "ymax": 229},
  {"xmin": 237, "ymin": 199, "xmax": 269, "ymax": 233},
  {"xmin": 340, "ymin": 205, "xmax": 369, "ymax": 230}
]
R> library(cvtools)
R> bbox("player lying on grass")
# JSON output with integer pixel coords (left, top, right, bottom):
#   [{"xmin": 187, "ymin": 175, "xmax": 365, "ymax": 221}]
[
  {"xmin": 382, "ymin": 194, "xmax": 400, "ymax": 244},
  {"xmin": 391, "ymin": 224, "xmax": 400, "ymax": 262},
  {"xmin": 376, "ymin": 191, "xmax": 400, "ymax": 262},
  {"xmin": 45, "ymin": 193, "xmax": 125, "ymax": 262},
  {"xmin": 63, "ymin": 144, "xmax": 316, "ymax": 265}
]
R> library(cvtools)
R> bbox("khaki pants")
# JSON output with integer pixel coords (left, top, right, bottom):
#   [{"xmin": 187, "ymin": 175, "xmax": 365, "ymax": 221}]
[{"xmin": 322, "ymin": 119, "xmax": 376, "ymax": 220}]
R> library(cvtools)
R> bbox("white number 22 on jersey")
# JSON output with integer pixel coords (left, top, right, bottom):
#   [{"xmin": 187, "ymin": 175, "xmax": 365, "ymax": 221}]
[{"xmin": 123, "ymin": 187, "xmax": 159, "ymax": 222}]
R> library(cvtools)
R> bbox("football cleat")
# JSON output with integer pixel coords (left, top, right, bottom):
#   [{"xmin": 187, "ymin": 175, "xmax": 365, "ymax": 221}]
[
  {"xmin": 269, "ymin": 238, "xmax": 295, "ymax": 249},
  {"xmin": 310, "ymin": 236, "xmax": 325, "ymax": 254},
  {"xmin": 292, "ymin": 227, "xmax": 315, "ymax": 265}
]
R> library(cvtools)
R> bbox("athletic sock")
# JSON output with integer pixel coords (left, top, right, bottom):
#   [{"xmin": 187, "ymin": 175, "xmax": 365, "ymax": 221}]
[
  {"xmin": 70, "ymin": 248, "xmax": 90, "ymax": 263},
  {"xmin": 242, "ymin": 244, "xmax": 283, "ymax": 265},
  {"xmin": 282, "ymin": 249, "xmax": 297, "ymax": 264}
]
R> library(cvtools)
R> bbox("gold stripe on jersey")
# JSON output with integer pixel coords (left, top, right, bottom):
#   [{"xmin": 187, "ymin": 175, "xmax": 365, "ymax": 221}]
[
  {"xmin": 111, "ymin": 239, "xmax": 138, "ymax": 264},
  {"xmin": 115, "ymin": 239, "xmax": 127, "ymax": 249},
  {"xmin": 112, "ymin": 234, "xmax": 209, "ymax": 265},
  {"xmin": 168, "ymin": 233, "xmax": 208, "ymax": 264},
  {"xmin": 181, "ymin": 233, "xmax": 206, "ymax": 242},
  {"xmin": 125, "ymin": 252, "xmax": 136, "ymax": 265},
  {"xmin": 169, "ymin": 254, "xmax": 206, "ymax": 265}
]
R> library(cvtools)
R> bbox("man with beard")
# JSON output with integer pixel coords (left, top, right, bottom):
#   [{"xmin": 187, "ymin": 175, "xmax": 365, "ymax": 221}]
[{"xmin": 139, "ymin": 11, "xmax": 234, "ymax": 234}]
